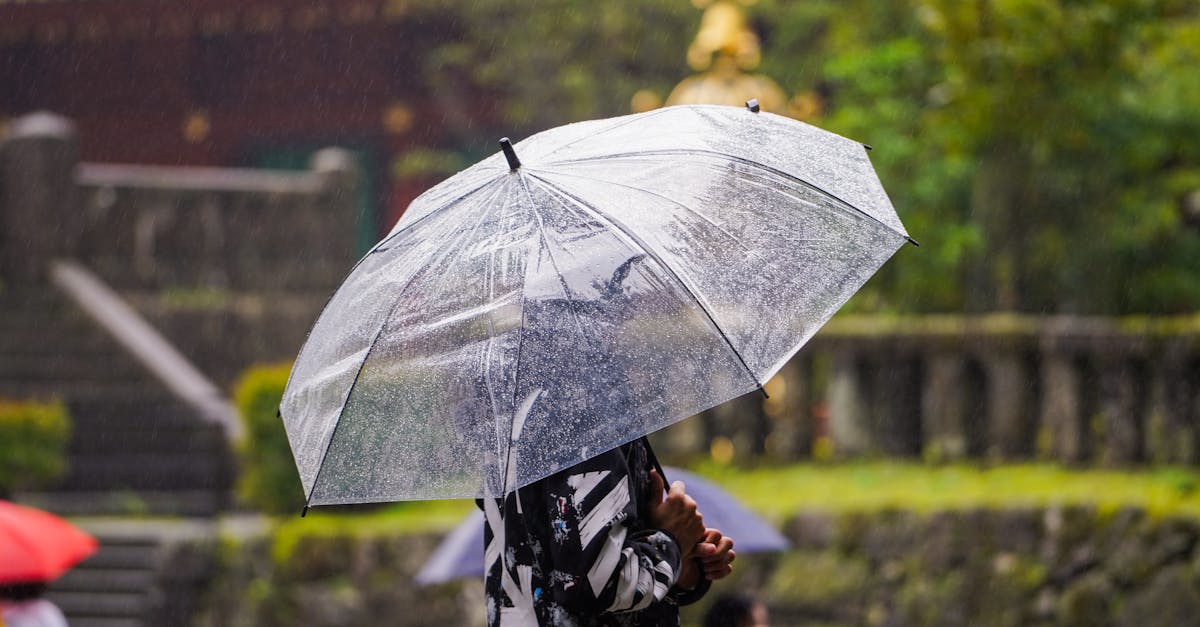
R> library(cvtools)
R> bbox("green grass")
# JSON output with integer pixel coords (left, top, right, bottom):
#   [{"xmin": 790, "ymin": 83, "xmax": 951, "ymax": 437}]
[
  {"xmin": 268, "ymin": 463, "xmax": 1200, "ymax": 545},
  {"xmin": 270, "ymin": 499, "xmax": 476, "ymax": 563},
  {"xmin": 691, "ymin": 462, "xmax": 1200, "ymax": 523},
  {"xmin": 276, "ymin": 499, "xmax": 475, "ymax": 536}
]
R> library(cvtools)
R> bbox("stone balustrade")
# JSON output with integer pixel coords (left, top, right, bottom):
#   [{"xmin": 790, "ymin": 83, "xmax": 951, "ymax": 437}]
[
  {"xmin": 659, "ymin": 314, "xmax": 1200, "ymax": 467},
  {"xmin": 1, "ymin": 111, "xmax": 359, "ymax": 292}
]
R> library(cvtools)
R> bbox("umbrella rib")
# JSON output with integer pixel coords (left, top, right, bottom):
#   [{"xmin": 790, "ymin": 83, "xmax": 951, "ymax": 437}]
[
  {"xmin": 541, "ymin": 148, "xmax": 910, "ymax": 242},
  {"xmin": 302, "ymin": 179, "xmax": 511, "ymax": 509},
  {"xmin": 497, "ymin": 173, "xmax": 603, "ymax": 494},
  {"xmin": 525, "ymin": 172, "xmax": 766, "ymax": 395}
]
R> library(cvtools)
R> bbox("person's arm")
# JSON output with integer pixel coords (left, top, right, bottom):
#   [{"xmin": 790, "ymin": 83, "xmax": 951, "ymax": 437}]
[{"xmin": 532, "ymin": 448, "xmax": 704, "ymax": 615}]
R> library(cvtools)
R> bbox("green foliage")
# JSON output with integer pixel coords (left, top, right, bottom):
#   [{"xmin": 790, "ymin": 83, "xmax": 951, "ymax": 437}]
[
  {"xmin": 0, "ymin": 398, "xmax": 70, "ymax": 495},
  {"xmin": 234, "ymin": 363, "xmax": 305, "ymax": 515},
  {"xmin": 409, "ymin": 0, "xmax": 696, "ymax": 151},
  {"xmin": 753, "ymin": 0, "xmax": 1200, "ymax": 314},
  {"xmin": 392, "ymin": 1, "xmax": 1200, "ymax": 313}
]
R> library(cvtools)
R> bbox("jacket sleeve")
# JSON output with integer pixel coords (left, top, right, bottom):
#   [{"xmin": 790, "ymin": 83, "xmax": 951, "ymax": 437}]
[{"xmin": 527, "ymin": 448, "xmax": 683, "ymax": 615}]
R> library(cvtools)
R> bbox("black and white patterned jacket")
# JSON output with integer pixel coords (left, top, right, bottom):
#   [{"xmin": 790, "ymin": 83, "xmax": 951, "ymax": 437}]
[{"xmin": 482, "ymin": 440, "xmax": 708, "ymax": 626}]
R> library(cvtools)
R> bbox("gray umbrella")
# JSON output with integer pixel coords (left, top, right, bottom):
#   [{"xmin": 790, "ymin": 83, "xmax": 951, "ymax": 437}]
[{"xmin": 281, "ymin": 103, "xmax": 913, "ymax": 506}]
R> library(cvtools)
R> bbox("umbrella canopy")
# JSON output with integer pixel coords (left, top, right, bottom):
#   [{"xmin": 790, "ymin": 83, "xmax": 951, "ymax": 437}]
[
  {"xmin": 415, "ymin": 466, "xmax": 788, "ymax": 586},
  {"xmin": 0, "ymin": 500, "xmax": 98, "ymax": 584},
  {"xmin": 282, "ymin": 103, "xmax": 912, "ymax": 505}
]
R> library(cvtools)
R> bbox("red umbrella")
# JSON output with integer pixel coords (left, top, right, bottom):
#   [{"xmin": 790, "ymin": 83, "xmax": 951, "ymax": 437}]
[{"xmin": 0, "ymin": 500, "xmax": 97, "ymax": 584}]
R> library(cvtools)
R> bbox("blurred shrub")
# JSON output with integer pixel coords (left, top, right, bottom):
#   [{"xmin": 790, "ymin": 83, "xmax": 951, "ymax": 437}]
[
  {"xmin": 0, "ymin": 398, "xmax": 70, "ymax": 495},
  {"xmin": 235, "ymin": 364, "xmax": 304, "ymax": 515}
]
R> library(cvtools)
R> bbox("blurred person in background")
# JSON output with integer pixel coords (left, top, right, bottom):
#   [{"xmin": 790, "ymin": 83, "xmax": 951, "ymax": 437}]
[
  {"xmin": 0, "ymin": 583, "xmax": 68, "ymax": 627},
  {"xmin": 704, "ymin": 593, "xmax": 769, "ymax": 627}
]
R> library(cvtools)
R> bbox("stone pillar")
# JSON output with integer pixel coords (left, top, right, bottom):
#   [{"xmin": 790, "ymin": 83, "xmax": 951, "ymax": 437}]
[
  {"xmin": 763, "ymin": 356, "xmax": 811, "ymax": 460},
  {"xmin": 310, "ymin": 147, "xmax": 361, "ymax": 262},
  {"xmin": 1040, "ymin": 353, "xmax": 1083, "ymax": 464},
  {"xmin": 707, "ymin": 391, "xmax": 763, "ymax": 462},
  {"xmin": 985, "ymin": 352, "xmax": 1033, "ymax": 460},
  {"xmin": 829, "ymin": 350, "xmax": 872, "ymax": 455},
  {"xmin": 1147, "ymin": 345, "xmax": 1193, "ymax": 465},
  {"xmin": 0, "ymin": 112, "xmax": 79, "ymax": 284},
  {"xmin": 877, "ymin": 352, "xmax": 923, "ymax": 457},
  {"xmin": 922, "ymin": 354, "xmax": 968, "ymax": 462},
  {"xmin": 1096, "ymin": 356, "xmax": 1145, "ymax": 466}
]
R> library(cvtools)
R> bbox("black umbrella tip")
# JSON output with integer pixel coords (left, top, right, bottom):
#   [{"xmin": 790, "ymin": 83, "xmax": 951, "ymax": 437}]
[
  {"xmin": 746, "ymin": 98, "xmax": 760, "ymax": 113},
  {"xmin": 499, "ymin": 137, "xmax": 521, "ymax": 171},
  {"xmin": 905, "ymin": 235, "xmax": 921, "ymax": 247}
]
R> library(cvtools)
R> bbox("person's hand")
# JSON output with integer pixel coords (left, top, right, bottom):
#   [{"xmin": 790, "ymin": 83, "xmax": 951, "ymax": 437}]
[
  {"xmin": 696, "ymin": 528, "xmax": 736, "ymax": 580},
  {"xmin": 647, "ymin": 469, "xmax": 706, "ymax": 556}
]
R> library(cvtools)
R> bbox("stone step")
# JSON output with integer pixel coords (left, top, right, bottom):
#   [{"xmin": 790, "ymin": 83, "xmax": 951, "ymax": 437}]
[
  {"xmin": 47, "ymin": 591, "xmax": 148, "ymax": 618},
  {"xmin": 0, "ymin": 308, "xmax": 92, "ymax": 329},
  {"xmin": 66, "ymin": 426, "xmax": 227, "ymax": 454},
  {"xmin": 67, "ymin": 396, "xmax": 205, "ymax": 419},
  {"xmin": 0, "ymin": 327, "xmax": 116, "ymax": 352},
  {"xmin": 0, "ymin": 353, "xmax": 151, "ymax": 382},
  {"xmin": 14, "ymin": 490, "xmax": 227, "ymax": 517},
  {"xmin": 0, "ymin": 380, "xmax": 173, "ymax": 401},
  {"xmin": 61, "ymin": 453, "xmax": 232, "ymax": 491},
  {"xmin": 54, "ymin": 568, "xmax": 157, "ymax": 593},
  {"xmin": 77, "ymin": 540, "xmax": 159, "ymax": 568},
  {"xmin": 55, "ymin": 618, "xmax": 144, "ymax": 627}
]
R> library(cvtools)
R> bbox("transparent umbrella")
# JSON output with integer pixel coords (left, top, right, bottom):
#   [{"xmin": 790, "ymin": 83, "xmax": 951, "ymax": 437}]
[{"xmin": 281, "ymin": 103, "xmax": 913, "ymax": 507}]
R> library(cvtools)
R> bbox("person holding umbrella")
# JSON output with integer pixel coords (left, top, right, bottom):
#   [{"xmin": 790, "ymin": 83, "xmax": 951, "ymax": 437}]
[
  {"xmin": 478, "ymin": 256, "xmax": 736, "ymax": 625},
  {"xmin": 1, "ymin": 582, "xmax": 69, "ymax": 627},
  {"xmin": 278, "ymin": 104, "xmax": 911, "ymax": 623},
  {"xmin": 483, "ymin": 438, "xmax": 735, "ymax": 625}
]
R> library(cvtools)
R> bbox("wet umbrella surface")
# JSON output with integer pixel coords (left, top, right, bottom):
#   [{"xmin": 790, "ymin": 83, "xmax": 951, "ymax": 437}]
[{"xmin": 281, "ymin": 103, "xmax": 912, "ymax": 506}]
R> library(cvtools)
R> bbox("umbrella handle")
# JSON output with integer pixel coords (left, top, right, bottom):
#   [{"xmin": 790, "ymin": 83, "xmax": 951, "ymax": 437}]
[{"xmin": 641, "ymin": 436, "xmax": 668, "ymax": 487}]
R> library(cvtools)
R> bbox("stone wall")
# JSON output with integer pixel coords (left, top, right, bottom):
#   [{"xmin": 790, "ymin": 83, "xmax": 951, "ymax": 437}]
[
  {"xmin": 73, "ymin": 157, "xmax": 357, "ymax": 292},
  {"xmin": 185, "ymin": 507, "xmax": 1200, "ymax": 627},
  {"xmin": 193, "ymin": 530, "xmax": 483, "ymax": 627}
]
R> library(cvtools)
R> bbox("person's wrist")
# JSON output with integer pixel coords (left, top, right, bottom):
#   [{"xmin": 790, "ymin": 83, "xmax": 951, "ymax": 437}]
[{"xmin": 675, "ymin": 558, "xmax": 702, "ymax": 590}]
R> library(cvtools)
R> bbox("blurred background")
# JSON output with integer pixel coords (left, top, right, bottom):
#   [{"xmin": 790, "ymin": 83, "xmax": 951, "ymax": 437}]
[{"xmin": 1, "ymin": 0, "xmax": 1199, "ymax": 625}]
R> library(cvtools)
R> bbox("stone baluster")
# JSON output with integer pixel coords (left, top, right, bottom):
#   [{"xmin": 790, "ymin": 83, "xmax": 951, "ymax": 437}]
[
  {"xmin": 1039, "ymin": 352, "xmax": 1084, "ymax": 464},
  {"xmin": 1095, "ymin": 354, "xmax": 1147, "ymax": 466},
  {"xmin": 922, "ymin": 353, "xmax": 969, "ymax": 462},
  {"xmin": 763, "ymin": 355, "xmax": 812, "ymax": 460},
  {"xmin": 829, "ymin": 348, "xmax": 873, "ymax": 456},
  {"xmin": 874, "ymin": 351, "xmax": 923, "ymax": 457},
  {"xmin": 0, "ymin": 112, "xmax": 80, "ymax": 284},
  {"xmin": 1146, "ymin": 342, "xmax": 1194, "ymax": 465},
  {"xmin": 310, "ymin": 147, "xmax": 361, "ymax": 274},
  {"xmin": 983, "ymin": 350, "xmax": 1034, "ymax": 460}
]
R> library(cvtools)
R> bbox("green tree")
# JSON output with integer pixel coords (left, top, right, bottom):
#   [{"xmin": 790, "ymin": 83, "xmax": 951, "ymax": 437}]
[
  {"xmin": 756, "ymin": 0, "xmax": 1200, "ymax": 314},
  {"xmin": 405, "ymin": 0, "xmax": 1200, "ymax": 314}
]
